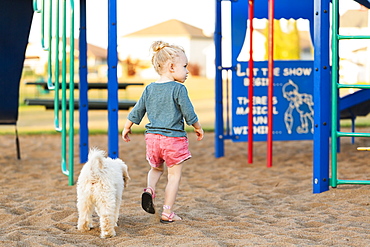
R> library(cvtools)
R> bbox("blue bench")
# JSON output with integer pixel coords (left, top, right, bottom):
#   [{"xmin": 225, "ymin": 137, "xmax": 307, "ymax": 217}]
[{"xmin": 24, "ymin": 81, "xmax": 142, "ymax": 110}]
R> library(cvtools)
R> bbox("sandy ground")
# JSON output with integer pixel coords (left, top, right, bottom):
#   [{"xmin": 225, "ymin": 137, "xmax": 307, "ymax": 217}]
[{"xmin": 2, "ymin": 131, "xmax": 370, "ymax": 246}]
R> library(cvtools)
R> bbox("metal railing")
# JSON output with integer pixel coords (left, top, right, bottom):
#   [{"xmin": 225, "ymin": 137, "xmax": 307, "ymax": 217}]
[{"xmin": 33, "ymin": 0, "xmax": 75, "ymax": 185}]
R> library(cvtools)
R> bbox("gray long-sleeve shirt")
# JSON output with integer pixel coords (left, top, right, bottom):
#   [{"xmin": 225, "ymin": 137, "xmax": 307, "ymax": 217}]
[{"xmin": 128, "ymin": 81, "xmax": 198, "ymax": 137}]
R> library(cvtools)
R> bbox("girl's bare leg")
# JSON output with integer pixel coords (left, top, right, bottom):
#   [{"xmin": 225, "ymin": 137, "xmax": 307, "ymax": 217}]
[
  {"xmin": 147, "ymin": 165, "xmax": 163, "ymax": 192},
  {"xmin": 142, "ymin": 166, "xmax": 164, "ymax": 214},
  {"xmin": 162, "ymin": 163, "xmax": 183, "ymax": 220},
  {"xmin": 146, "ymin": 165, "xmax": 164, "ymax": 194}
]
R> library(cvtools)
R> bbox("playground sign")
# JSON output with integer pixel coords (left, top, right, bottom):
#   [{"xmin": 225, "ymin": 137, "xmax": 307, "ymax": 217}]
[{"xmin": 232, "ymin": 60, "xmax": 314, "ymax": 142}]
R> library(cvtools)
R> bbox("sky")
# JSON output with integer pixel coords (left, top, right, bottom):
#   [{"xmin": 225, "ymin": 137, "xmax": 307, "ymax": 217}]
[
  {"xmin": 28, "ymin": 0, "xmax": 361, "ymax": 49},
  {"xmin": 29, "ymin": 0, "xmax": 216, "ymax": 48}
]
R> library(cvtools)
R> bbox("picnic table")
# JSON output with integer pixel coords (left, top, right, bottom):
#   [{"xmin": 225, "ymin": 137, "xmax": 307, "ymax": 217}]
[{"xmin": 24, "ymin": 81, "xmax": 143, "ymax": 110}]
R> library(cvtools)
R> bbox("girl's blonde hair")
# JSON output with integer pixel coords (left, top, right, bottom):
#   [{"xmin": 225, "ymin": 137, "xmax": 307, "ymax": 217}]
[{"xmin": 150, "ymin": 41, "xmax": 185, "ymax": 74}]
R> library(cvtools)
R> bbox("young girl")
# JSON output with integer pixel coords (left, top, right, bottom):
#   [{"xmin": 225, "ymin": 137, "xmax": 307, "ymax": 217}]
[{"xmin": 122, "ymin": 41, "xmax": 204, "ymax": 223}]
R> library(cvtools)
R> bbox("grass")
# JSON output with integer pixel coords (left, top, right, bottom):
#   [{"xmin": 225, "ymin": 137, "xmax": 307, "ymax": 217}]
[
  {"xmin": 340, "ymin": 117, "xmax": 370, "ymax": 128},
  {"xmin": 0, "ymin": 76, "xmax": 215, "ymax": 135}
]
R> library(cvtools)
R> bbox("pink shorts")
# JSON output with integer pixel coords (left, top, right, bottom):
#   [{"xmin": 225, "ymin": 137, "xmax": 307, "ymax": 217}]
[{"xmin": 145, "ymin": 133, "xmax": 192, "ymax": 168}]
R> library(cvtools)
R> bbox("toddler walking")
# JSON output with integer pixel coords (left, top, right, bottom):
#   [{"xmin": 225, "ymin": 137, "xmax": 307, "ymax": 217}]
[{"xmin": 122, "ymin": 41, "xmax": 204, "ymax": 223}]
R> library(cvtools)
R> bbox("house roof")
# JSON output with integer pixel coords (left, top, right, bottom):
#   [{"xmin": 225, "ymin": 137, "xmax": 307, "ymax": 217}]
[
  {"xmin": 86, "ymin": 43, "xmax": 106, "ymax": 59},
  {"xmin": 66, "ymin": 38, "xmax": 107, "ymax": 59},
  {"xmin": 124, "ymin": 19, "xmax": 210, "ymax": 39},
  {"xmin": 341, "ymin": 9, "xmax": 368, "ymax": 28}
]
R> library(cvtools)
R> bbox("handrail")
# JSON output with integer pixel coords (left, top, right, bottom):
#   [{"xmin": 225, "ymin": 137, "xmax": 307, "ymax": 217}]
[
  {"xmin": 37, "ymin": 0, "xmax": 47, "ymax": 51},
  {"xmin": 46, "ymin": 0, "xmax": 54, "ymax": 90},
  {"xmin": 60, "ymin": 0, "xmax": 67, "ymax": 178},
  {"xmin": 54, "ymin": 0, "xmax": 61, "ymax": 131},
  {"xmin": 59, "ymin": 0, "xmax": 75, "ymax": 186},
  {"xmin": 68, "ymin": 0, "xmax": 75, "ymax": 186},
  {"xmin": 33, "ymin": 0, "xmax": 75, "ymax": 186},
  {"xmin": 32, "ymin": 0, "xmax": 42, "ymax": 12}
]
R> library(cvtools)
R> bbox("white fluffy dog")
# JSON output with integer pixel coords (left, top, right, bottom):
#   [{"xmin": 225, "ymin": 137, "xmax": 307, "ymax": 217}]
[{"xmin": 77, "ymin": 148, "xmax": 130, "ymax": 238}]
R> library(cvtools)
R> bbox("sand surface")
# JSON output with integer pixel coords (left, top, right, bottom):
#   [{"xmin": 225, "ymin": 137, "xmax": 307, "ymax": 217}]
[{"xmin": 2, "ymin": 131, "xmax": 370, "ymax": 246}]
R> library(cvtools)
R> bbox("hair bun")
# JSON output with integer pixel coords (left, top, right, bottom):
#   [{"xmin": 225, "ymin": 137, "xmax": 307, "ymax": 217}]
[
  {"xmin": 150, "ymin": 40, "xmax": 185, "ymax": 75},
  {"xmin": 151, "ymin": 41, "xmax": 169, "ymax": 52}
]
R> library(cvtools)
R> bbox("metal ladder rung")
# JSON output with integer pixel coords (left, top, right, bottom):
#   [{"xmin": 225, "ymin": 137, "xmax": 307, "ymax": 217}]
[
  {"xmin": 338, "ymin": 34, "xmax": 370, "ymax": 40},
  {"xmin": 335, "ymin": 179, "xmax": 370, "ymax": 185},
  {"xmin": 338, "ymin": 84, "xmax": 370, "ymax": 89},
  {"xmin": 337, "ymin": 131, "xmax": 370, "ymax": 138}
]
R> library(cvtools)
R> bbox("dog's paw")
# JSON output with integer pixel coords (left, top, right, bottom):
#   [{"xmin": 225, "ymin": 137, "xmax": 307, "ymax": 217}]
[
  {"xmin": 100, "ymin": 230, "xmax": 116, "ymax": 238},
  {"xmin": 77, "ymin": 222, "xmax": 91, "ymax": 231},
  {"xmin": 77, "ymin": 226, "xmax": 90, "ymax": 231}
]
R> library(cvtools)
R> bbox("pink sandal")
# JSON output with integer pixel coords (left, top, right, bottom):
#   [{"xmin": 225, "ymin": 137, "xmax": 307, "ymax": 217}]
[
  {"xmin": 141, "ymin": 187, "xmax": 156, "ymax": 214},
  {"xmin": 160, "ymin": 205, "xmax": 182, "ymax": 224}
]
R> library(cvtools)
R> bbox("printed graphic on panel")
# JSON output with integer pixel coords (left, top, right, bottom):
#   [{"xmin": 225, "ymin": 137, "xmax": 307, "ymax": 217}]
[
  {"xmin": 229, "ymin": 0, "xmax": 315, "ymax": 142},
  {"xmin": 282, "ymin": 80, "xmax": 314, "ymax": 134},
  {"xmin": 231, "ymin": 61, "xmax": 314, "ymax": 142}
]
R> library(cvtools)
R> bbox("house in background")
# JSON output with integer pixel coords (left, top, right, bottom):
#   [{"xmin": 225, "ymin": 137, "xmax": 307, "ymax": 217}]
[
  {"xmin": 24, "ymin": 40, "xmax": 111, "ymax": 81},
  {"xmin": 339, "ymin": 6, "xmax": 370, "ymax": 85},
  {"xmin": 82, "ymin": 42, "xmax": 112, "ymax": 80},
  {"xmin": 119, "ymin": 19, "xmax": 214, "ymax": 79}
]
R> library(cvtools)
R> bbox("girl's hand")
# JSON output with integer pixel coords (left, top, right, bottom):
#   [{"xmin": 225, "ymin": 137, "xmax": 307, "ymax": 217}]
[
  {"xmin": 122, "ymin": 128, "xmax": 132, "ymax": 142},
  {"xmin": 195, "ymin": 128, "xmax": 204, "ymax": 141}
]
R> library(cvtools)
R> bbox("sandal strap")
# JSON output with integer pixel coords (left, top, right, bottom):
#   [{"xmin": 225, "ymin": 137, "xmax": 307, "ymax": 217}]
[
  {"xmin": 162, "ymin": 212, "xmax": 175, "ymax": 222},
  {"xmin": 144, "ymin": 186, "xmax": 156, "ymax": 199}
]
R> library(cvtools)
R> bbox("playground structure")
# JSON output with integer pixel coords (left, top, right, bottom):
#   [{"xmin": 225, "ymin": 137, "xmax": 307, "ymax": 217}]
[
  {"xmin": 0, "ymin": 0, "xmax": 34, "ymax": 160},
  {"xmin": 329, "ymin": 0, "xmax": 370, "ymax": 189},
  {"xmin": 1, "ymin": 0, "xmax": 129, "ymax": 186},
  {"xmin": 215, "ymin": 0, "xmax": 316, "ymax": 169},
  {"xmin": 32, "ymin": 0, "xmax": 128, "ymax": 185},
  {"xmin": 2, "ymin": 0, "xmax": 370, "ymax": 190},
  {"xmin": 214, "ymin": 0, "xmax": 370, "ymax": 193}
]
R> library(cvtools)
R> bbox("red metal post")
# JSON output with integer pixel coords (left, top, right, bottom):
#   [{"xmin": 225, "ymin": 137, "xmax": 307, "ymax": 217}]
[
  {"xmin": 248, "ymin": 0, "xmax": 254, "ymax": 164},
  {"xmin": 267, "ymin": 0, "xmax": 274, "ymax": 167}
]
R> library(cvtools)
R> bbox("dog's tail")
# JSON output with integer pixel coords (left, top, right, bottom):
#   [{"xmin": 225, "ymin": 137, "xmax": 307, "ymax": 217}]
[
  {"xmin": 122, "ymin": 163, "xmax": 130, "ymax": 188},
  {"xmin": 88, "ymin": 148, "xmax": 106, "ymax": 172}
]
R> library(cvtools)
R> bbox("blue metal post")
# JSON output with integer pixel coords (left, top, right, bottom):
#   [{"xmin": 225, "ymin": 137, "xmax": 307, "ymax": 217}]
[
  {"xmin": 214, "ymin": 0, "xmax": 224, "ymax": 158},
  {"xmin": 107, "ymin": 0, "xmax": 119, "ymax": 158},
  {"xmin": 313, "ymin": 0, "xmax": 331, "ymax": 193},
  {"xmin": 79, "ymin": 0, "xmax": 89, "ymax": 163}
]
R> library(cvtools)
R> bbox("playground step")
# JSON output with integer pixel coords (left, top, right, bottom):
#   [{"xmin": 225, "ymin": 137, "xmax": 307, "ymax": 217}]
[{"xmin": 24, "ymin": 98, "xmax": 136, "ymax": 110}]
